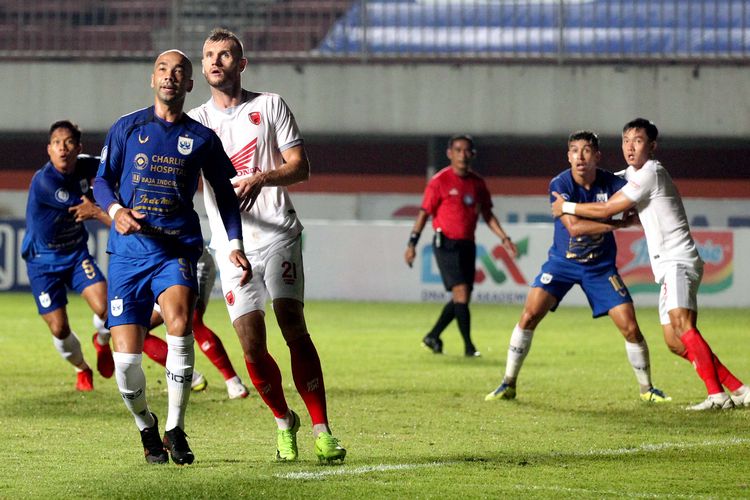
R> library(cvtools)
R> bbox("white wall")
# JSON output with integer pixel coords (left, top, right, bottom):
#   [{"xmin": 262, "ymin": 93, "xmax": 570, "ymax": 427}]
[{"xmin": 2, "ymin": 62, "xmax": 749, "ymax": 137}]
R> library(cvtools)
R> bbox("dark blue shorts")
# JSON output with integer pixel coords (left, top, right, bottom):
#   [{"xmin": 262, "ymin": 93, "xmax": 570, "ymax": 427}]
[
  {"xmin": 107, "ymin": 254, "xmax": 198, "ymax": 328},
  {"xmin": 27, "ymin": 250, "xmax": 105, "ymax": 315},
  {"xmin": 531, "ymin": 256, "xmax": 632, "ymax": 318}
]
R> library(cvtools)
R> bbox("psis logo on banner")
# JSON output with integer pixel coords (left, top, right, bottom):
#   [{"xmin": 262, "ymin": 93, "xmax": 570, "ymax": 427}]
[
  {"xmin": 616, "ymin": 230, "xmax": 733, "ymax": 293},
  {"xmin": 421, "ymin": 237, "xmax": 529, "ymax": 286}
]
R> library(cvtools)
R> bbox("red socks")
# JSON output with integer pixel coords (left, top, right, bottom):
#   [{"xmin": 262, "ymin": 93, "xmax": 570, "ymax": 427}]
[
  {"xmin": 680, "ymin": 349, "xmax": 743, "ymax": 392},
  {"xmin": 142, "ymin": 332, "xmax": 168, "ymax": 366},
  {"xmin": 245, "ymin": 352, "xmax": 288, "ymax": 418},
  {"xmin": 288, "ymin": 335, "xmax": 328, "ymax": 426},
  {"xmin": 680, "ymin": 328, "xmax": 723, "ymax": 394},
  {"xmin": 192, "ymin": 312, "xmax": 237, "ymax": 381}
]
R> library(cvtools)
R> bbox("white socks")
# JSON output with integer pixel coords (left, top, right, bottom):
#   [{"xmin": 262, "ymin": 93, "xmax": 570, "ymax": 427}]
[
  {"xmin": 625, "ymin": 340, "xmax": 652, "ymax": 388},
  {"xmin": 53, "ymin": 332, "xmax": 85, "ymax": 368},
  {"xmin": 92, "ymin": 314, "xmax": 111, "ymax": 345},
  {"xmin": 504, "ymin": 324, "xmax": 534, "ymax": 380},
  {"xmin": 113, "ymin": 352, "xmax": 154, "ymax": 431},
  {"xmin": 165, "ymin": 333, "xmax": 195, "ymax": 432}
]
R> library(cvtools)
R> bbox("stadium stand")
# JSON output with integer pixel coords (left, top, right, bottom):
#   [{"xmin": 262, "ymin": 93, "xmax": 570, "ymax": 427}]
[{"xmin": 320, "ymin": 0, "xmax": 750, "ymax": 60}]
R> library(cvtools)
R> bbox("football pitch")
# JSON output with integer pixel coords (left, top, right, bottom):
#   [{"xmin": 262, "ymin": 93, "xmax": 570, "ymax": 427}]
[{"xmin": 1, "ymin": 292, "xmax": 749, "ymax": 498}]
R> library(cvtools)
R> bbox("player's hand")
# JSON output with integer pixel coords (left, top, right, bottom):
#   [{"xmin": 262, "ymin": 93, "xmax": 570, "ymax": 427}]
[
  {"xmin": 233, "ymin": 173, "xmax": 267, "ymax": 212},
  {"xmin": 503, "ymin": 238, "xmax": 518, "ymax": 258},
  {"xmin": 404, "ymin": 246, "xmax": 416, "ymax": 268},
  {"xmin": 69, "ymin": 196, "xmax": 100, "ymax": 222},
  {"xmin": 113, "ymin": 208, "xmax": 146, "ymax": 235},
  {"xmin": 229, "ymin": 249, "xmax": 252, "ymax": 286},
  {"xmin": 550, "ymin": 191, "xmax": 565, "ymax": 218},
  {"xmin": 621, "ymin": 208, "xmax": 640, "ymax": 228}
]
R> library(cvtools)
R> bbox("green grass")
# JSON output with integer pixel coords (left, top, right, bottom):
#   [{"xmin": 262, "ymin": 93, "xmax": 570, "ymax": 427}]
[{"xmin": 1, "ymin": 292, "xmax": 749, "ymax": 498}]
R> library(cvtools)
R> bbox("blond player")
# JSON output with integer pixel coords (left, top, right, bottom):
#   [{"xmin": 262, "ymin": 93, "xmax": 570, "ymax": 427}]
[
  {"xmin": 552, "ymin": 118, "xmax": 750, "ymax": 410},
  {"xmin": 188, "ymin": 28, "xmax": 346, "ymax": 463}
]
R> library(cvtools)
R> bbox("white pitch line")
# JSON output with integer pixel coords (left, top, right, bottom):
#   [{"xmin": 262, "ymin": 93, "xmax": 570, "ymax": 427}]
[
  {"xmin": 568, "ymin": 437, "xmax": 750, "ymax": 457},
  {"xmin": 275, "ymin": 461, "xmax": 451, "ymax": 480},
  {"xmin": 514, "ymin": 484, "xmax": 696, "ymax": 499}
]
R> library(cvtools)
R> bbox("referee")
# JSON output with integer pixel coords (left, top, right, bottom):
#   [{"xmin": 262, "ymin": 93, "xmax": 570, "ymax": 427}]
[{"xmin": 405, "ymin": 135, "xmax": 517, "ymax": 356}]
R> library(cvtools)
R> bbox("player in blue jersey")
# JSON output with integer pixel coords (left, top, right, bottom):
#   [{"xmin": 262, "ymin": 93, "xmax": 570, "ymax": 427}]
[
  {"xmin": 22, "ymin": 120, "xmax": 115, "ymax": 392},
  {"xmin": 93, "ymin": 50, "xmax": 250, "ymax": 465},
  {"xmin": 485, "ymin": 130, "xmax": 670, "ymax": 403}
]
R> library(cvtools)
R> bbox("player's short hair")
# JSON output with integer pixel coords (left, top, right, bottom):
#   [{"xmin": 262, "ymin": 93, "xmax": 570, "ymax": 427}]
[
  {"xmin": 447, "ymin": 134, "xmax": 475, "ymax": 151},
  {"xmin": 568, "ymin": 130, "xmax": 599, "ymax": 150},
  {"xmin": 49, "ymin": 120, "xmax": 81, "ymax": 144},
  {"xmin": 206, "ymin": 28, "xmax": 244, "ymax": 58},
  {"xmin": 623, "ymin": 118, "xmax": 659, "ymax": 141}
]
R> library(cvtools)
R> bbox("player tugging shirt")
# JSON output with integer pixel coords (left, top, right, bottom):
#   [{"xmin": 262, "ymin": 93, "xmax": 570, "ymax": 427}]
[
  {"xmin": 93, "ymin": 106, "xmax": 242, "ymax": 261},
  {"xmin": 548, "ymin": 168, "xmax": 625, "ymax": 266}
]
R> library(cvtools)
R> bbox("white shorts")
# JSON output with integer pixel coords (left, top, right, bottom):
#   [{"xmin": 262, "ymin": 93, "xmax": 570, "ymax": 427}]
[
  {"xmin": 196, "ymin": 246, "xmax": 216, "ymax": 309},
  {"xmin": 214, "ymin": 234, "xmax": 305, "ymax": 322},
  {"xmin": 658, "ymin": 263, "xmax": 702, "ymax": 325}
]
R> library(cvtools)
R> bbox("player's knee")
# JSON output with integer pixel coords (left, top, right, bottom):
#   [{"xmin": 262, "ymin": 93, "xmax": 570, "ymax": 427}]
[{"xmin": 519, "ymin": 309, "xmax": 543, "ymax": 329}]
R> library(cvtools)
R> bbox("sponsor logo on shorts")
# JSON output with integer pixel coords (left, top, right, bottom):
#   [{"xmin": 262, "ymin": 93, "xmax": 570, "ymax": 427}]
[
  {"xmin": 540, "ymin": 273, "xmax": 552, "ymax": 284},
  {"xmin": 225, "ymin": 290, "xmax": 235, "ymax": 306},
  {"xmin": 111, "ymin": 298, "xmax": 123, "ymax": 317},
  {"xmin": 38, "ymin": 291, "xmax": 51, "ymax": 308}
]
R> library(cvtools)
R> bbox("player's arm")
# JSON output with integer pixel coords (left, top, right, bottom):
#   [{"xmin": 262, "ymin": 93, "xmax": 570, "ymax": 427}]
[
  {"xmin": 551, "ymin": 190, "xmax": 635, "ymax": 220},
  {"xmin": 93, "ymin": 125, "xmax": 146, "ymax": 235},
  {"xmin": 69, "ymin": 196, "xmax": 113, "ymax": 226},
  {"xmin": 559, "ymin": 212, "xmax": 626, "ymax": 237},
  {"xmin": 404, "ymin": 209, "xmax": 429, "ymax": 268},
  {"xmin": 482, "ymin": 210, "xmax": 517, "ymax": 258},
  {"xmin": 233, "ymin": 145, "xmax": 310, "ymax": 211},
  {"xmin": 203, "ymin": 143, "xmax": 251, "ymax": 286}
]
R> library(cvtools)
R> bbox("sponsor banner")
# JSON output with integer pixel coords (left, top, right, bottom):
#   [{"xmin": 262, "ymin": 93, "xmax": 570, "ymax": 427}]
[
  {"xmin": 2, "ymin": 217, "xmax": 748, "ymax": 307},
  {"xmin": 616, "ymin": 230, "xmax": 734, "ymax": 295}
]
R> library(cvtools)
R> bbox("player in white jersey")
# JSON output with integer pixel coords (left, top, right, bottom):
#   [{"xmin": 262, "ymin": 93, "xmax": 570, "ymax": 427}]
[
  {"xmin": 552, "ymin": 118, "xmax": 750, "ymax": 410},
  {"xmin": 188, "ymin": 28, "xmax": 346, "ymax": 463}
]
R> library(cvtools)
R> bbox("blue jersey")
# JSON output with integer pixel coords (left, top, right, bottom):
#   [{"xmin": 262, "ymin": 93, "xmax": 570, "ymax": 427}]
[
  {"xmin": 548, "ymin": 168, "xmax": 626, "ymax": 265},
  {"xmin": 22, "ymin": 155, "xmax": 100, "ymax": 267},
  {"xmin": 93, "ymin": 106, "xmax": 242, "ymax": 262}
]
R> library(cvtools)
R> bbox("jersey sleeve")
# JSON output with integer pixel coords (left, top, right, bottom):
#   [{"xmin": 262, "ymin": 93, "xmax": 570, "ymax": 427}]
[
  {"xmin": 620, "ymin": 167, "xmax": 656, "ymax": 204},
  {"xmin": 272, "ymin": 95, "xmax": 304, "ymax": 152},
  {"xmin": 477, "ymin": 178, "xmax": 494, "ymax": 218},
  {"xmin": 420, "ymin": 178, "xmax": 440, "ymax": 215},
  {"xmin": 549, "ymin": 174, "xmax": 572, "ymax": 202},
  {"xmin": 32, "ymin": 170, "xmax": 78, "ymax": 210},
  {"xmin": 93, "ymin": 122, "xmax": 125, "ymax": 212},
  {"xmin": 201, "ymin": 133, "xmax": 243, "ymax": 241}
]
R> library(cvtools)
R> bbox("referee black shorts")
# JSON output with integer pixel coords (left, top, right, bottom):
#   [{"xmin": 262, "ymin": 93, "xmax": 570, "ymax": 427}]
[{"xmin": 433, "ymin": 234, "xmax": 476, "ymax": 291}]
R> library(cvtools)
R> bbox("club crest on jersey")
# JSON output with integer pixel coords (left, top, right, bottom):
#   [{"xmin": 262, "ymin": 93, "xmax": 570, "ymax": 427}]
[
  {"xmin": 225, "ymin": 290, "xmax": 235, "ymax": 306},
  {"xmin": 249, "ymin": 112, "xmax": 261, "ymax": 125},
  {"xmin": 463, "ymin": 194, "xmax": 475, "ymax": 206},
  {"xmin": 177, "ymin": 136, "xmax": 194, "ymax": 155},
  {"xmin": 38, "ymin": 291, "xmax": 51, "ymax": 309},
  {"xmin": 110, "ymin": 298, "xmax": 123, "ymax": 317},
  {"xmin": 54, "ymin": 188, "xmax": 70, "ymax": 203}
]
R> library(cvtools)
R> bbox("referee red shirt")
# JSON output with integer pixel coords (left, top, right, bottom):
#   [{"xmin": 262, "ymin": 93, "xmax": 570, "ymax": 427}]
[{"xmin": 421, "ymin": 167, "xmax": 493, "ymax": 241}]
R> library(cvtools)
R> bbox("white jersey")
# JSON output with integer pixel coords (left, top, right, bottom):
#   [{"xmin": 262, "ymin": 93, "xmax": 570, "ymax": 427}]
[
  {"xmin": 188, "ymin": 90, "xmax": 304, "ymax": 251},
  {"xmin": 620, "ymin": 159, "xmax": 702, "ymax": 283}
]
